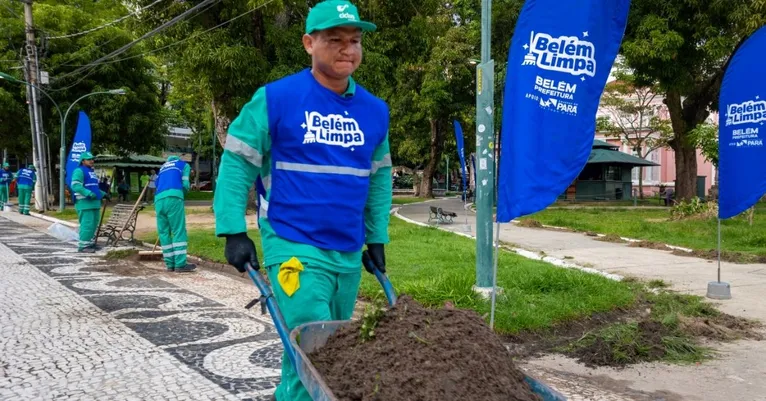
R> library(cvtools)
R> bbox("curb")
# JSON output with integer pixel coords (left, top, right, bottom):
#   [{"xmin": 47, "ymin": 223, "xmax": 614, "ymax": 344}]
[
  {"xmin": 392, "ymin": 209, "xmax": 623, "ymax": 282},
  {"xmin": 465, "ymin": 204, "xmax": 694, "ymax": 254}
]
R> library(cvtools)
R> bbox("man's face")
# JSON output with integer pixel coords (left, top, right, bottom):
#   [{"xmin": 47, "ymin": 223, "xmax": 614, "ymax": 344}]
[
  {"xmin": 82, "ymin": 159, "xmax": 94, "ymax": 168},
  {"xmin": 303, "ymin": 27, "xmax": 363, "ymax": 79}
]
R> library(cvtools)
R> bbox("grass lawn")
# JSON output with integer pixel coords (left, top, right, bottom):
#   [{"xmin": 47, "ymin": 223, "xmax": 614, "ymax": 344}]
[
  {"xmin": 146, "ymin": 218, "xmax": 636, "ymax": 334},
  {"xmin": 392, "ymin": 197, "xmax": 426, "ymax": 205},
  {"xmin": 526, "ymin": 206, "xmax": 766, "ymax": 257},
  {"xmin": 140, "ymin": 229, "xmax": 261, "ymax": 264},
  {"xmin": 51, "ymin": 204, "xmax": 157, "ymax": 222},
  {"xmin": 185, "ymin": 191, "xmax": 215, "ymax": 201}
]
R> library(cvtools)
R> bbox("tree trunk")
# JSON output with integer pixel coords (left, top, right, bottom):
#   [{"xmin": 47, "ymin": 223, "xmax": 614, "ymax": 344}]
[
  {"xmin": 210, "ymin": 99, "xmax": 231, "ymax": 147},
  {"xmin": 638, "ymin": 166, "xmax": 644, "ymax": 200},
  {"xmin": 194, "ymin": 152, "xmax": 200, "ymax": 189},
  {"xmin": 674, "ymin": 144, "xmax": 698, "ymax": 201},
  {"xmin": 664, "ymin": 91, "xmax": 701, "ymax": 202},
  {"xmin": 420, "ymin": 119, "xmax": 444, "ymax": 198}
]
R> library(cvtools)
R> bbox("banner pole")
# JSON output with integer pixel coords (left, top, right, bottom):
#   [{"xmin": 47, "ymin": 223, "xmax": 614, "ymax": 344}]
[
  {"xmin": 717, "ymin": 218, "xmax": 721, "ymax": 283},
  {"xmin": 490, "ymin": 221, "xmax": 501, "ymax": 329}
]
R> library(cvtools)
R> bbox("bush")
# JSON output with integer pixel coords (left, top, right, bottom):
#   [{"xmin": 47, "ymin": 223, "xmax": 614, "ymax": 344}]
[
  {"xmin": 394, "ymin": 174, "xmax": 414, "ymax": 189},
  {"xmin": 670, "ymin": 197, "xmax": 718, "ymax": 221}
]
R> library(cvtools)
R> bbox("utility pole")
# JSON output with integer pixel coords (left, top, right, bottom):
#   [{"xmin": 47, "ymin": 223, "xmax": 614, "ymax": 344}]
[
  {"xmin": 474, "ymin": 0, "xmax": 495, "ymax": 293},
  {"xmin": 23, "ymin": 0, "xmax": 49, "ymax": 211}
]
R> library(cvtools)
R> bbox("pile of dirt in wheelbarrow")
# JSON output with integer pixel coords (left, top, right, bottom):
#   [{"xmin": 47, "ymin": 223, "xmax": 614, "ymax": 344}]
[{"xmin": 310, "ymin": 295, "xmax": 541, "ymax": 401}]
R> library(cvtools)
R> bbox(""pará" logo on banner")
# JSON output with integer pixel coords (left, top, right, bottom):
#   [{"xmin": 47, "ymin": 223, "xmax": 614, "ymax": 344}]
[
  {"xmin": 302, "ymin": 111, "xmax": 365, "ymax": 148},
  {"xmin": 522, "ymin": 31, "xmax": 596, "ymax": 77},
  {"xmin": 725, "ymin": 98, "xmax": 766, "ymax": 126}
]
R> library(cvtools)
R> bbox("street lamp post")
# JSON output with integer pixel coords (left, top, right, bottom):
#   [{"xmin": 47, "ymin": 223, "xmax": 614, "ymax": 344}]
[
  {"xmin": 0, "ymin": 71, "xmax": 125, "ymax": 211},
  {"xmin": 59, "ymin": 89, "xmax": 126, "ymax": 211}
]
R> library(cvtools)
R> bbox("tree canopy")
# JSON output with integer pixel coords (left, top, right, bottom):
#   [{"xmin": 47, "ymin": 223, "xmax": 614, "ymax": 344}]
[{"xmin": 620, "ymin": 0, "xmax": 766, "ymax": 200}]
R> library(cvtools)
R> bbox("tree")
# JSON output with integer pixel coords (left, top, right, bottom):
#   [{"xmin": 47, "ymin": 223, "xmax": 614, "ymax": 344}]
[
  {"xmin": 597, "ymin": 67, "xmax": 672, "ymax": 198},
  {"xmin": 620, "ymin": 0, "xmax": 766, "ymax": 201},
  {"xmin": 0, "ymin": 0, "xmax": 167, "ymax": 163}
]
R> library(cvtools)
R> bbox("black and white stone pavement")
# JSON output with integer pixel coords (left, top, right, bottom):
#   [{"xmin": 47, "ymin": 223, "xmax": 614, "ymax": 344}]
[{"xmin": 0, "ymin": 215, "xmax": 281, "ymax": 400}]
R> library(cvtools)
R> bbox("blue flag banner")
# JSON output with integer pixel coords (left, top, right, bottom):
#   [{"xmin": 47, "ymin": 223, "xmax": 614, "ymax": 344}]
[
  {"xmin": 718, "ymin": 25, "xmax": 766, "ymax": 219},
  {"xmin": 495, "ymin": 0, "xmax": 631, "ymax": 222},
  {"xmin": 65, "ymin": 111, "xmax": 92, "ymax": 195},
  {"xmin": 254, "ymin": 175, "xmax": 267, "ymax": 227},
  {"xmin": 453, "ymin": 120, "xmax": 468, "ymax": 198}
]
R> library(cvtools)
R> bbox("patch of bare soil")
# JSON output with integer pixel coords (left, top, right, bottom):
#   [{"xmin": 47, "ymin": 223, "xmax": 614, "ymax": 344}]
[
  {"xmin": 596, "ymin": 234, "xmax": 627, "ymax": 243},
  {"xmin": 628, "ymin": 241, "xmax": 671, "ymax": 251},
  {"xmin": 517, "ymin": 219, "xmax": 543, "ymax": 228},
  {"xmin": 679, "ymin": 315, "xmax": 763, "ymax": 341},
  {"xmin": 311, "ymin": 296, "xmax": 541, "ymax": 401},
  {"xmin": 670, "ymin": 248, "xmax": 766, "ymax": 264}
]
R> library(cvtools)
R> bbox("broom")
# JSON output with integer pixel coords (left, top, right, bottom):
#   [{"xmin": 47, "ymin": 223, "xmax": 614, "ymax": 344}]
[{"xmin": 138, "ymin": 236, "xmax": 163, "ymax": 260}]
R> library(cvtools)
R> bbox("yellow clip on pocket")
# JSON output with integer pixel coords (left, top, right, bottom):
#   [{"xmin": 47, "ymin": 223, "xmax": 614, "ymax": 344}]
[{"xmin": 278, "ymin": 257, "xmax": 304, "ymax": 297}]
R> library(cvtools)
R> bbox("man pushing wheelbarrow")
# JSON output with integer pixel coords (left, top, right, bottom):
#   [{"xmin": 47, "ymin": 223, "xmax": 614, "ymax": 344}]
[{"xmin": 213, "ymin": 1, "xmax": 392, "ymax": 399}]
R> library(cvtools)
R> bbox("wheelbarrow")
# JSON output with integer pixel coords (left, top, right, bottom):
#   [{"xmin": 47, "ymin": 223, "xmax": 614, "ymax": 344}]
[{"xmin": 244, "ymin": 258, "xmax": 567, "ymax": 401}]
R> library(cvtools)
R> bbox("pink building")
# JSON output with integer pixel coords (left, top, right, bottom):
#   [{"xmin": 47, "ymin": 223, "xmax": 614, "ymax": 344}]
[{"xmin": 596, "ymin": 85, "xmax": 717, "ymax": 198}]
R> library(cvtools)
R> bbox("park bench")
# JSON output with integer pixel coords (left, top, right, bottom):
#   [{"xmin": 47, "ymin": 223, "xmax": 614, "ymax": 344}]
[
  {"xmin": 96, "ymin": 203, "xmax": 145, "ymax": 246},
  {"xmin": 428, "ymin": 206, "xmax": 457, "ymax": 224}
]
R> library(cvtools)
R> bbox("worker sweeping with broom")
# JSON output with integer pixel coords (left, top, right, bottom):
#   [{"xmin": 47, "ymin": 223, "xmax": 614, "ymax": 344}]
[
  {"xmin": 155, "ymin": 155, "xmax": 196, "ymax": 273},
  {"xmin": 214, "ymin": 1, "xmax": 391, "ymax": 399},
  {"xmin": 0, "ymin": 162, "xmax": 12, "ymax": 210},
  {"xmin": 70, "ymin": 152, "xmax": 107, "ymax": 253},
  {"xmin": 15, "ymin": 164, "xmax": 36, "ymax": 215}
]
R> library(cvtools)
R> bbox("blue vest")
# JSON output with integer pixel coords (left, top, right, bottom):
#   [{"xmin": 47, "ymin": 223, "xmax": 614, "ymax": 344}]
[
  {"xmin": 156, "ymin": 159, "xmax": 186, "ymax": 195},
  {"xmin": 265, "ymin": 69, "xmax": 389, "ymax": 252},
  {"xmin": 75, "ymin": 166, "xmax": 102, "ymax": 201},
  {"xmin": 0, "ymin": 170, "xmax": 11, "ymax": 184},
  {"xmin": 16, "ymin": 169, "xmax": 35, "ymax": 187}
]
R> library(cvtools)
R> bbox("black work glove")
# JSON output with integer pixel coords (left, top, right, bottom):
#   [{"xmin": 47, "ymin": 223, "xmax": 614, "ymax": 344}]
[
  {"xmin": 362, "ymin": 243, "xmax": 386, "ymax": 274},
  {"xmin": 224, "ymin": 232, "xmax": 259, "ymax": 273}
]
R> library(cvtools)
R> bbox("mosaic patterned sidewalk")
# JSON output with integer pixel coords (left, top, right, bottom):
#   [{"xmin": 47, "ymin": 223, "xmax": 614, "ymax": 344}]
[{"xmin": 0, "ymin": 216, "xmax": 280, "ymax": 401}]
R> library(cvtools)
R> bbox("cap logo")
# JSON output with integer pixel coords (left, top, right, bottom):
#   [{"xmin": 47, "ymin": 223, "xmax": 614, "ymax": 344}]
[{"xmin": 337, "ymin": 4, "xmax": 350, "ymax": 12}]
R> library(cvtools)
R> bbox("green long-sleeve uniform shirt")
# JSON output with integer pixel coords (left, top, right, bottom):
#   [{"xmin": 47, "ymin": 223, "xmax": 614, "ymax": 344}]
[
  {"xmin": 70, "ymin": 168, "xmax": 106, "ymax": 211},
  {"xmin": 214, "ymin": 78, "xmax": 393, "ymax": 274}
]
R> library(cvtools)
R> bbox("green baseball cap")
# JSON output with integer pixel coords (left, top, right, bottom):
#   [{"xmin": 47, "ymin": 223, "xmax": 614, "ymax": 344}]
[
  {"xmin": 28, "ymin": 164, "xmax": 36, "ymax": 170},
  {"xmin": 305, "ymin": 0, "xmax": 376, "ymax": 35},
  {"xmin": 80, "ymin": 151, "xmax": 94, "ymax": 161},
  {"xmin": 167, "ymin": 155, "xmax": 180, "ymax": 162},
  {"xmin": 2, "ymin": 162, "xmax": 8, "ymax": 168}
]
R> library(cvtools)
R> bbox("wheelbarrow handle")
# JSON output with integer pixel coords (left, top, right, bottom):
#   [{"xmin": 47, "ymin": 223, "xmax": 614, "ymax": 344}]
[
  {"xmin": 245, "ymin": 263, "xmax": 297, "ymax": 369},
  {"xmin": 362, "ymin": 252, "xmax": 398, "ymax": 307}
]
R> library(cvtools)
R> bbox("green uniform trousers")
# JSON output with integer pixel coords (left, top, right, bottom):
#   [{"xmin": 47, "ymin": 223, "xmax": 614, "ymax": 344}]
[
  {"xmin": 0, "ymin": 184, "xmax": 8, "ymax": 209},
  {"xmin": 155, "ymin": 197, "xmax": 188, "ymax": 269},
  {"xmin": 267, "ymin": 262, "xmax": 361, "ymax": 401},
  {"xmin": 76, "ymin": 208, "xmax": 101, "ymax": 250},
  {"xmin": 17, "ymin": 185, "xmax": 32, "ymax": 215}
]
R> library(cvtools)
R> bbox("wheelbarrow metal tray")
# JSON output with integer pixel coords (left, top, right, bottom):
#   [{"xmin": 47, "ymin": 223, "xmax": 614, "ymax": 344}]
[{"xmin": 288, "ymin": 320, "xmax": 567, "ymax": 401}]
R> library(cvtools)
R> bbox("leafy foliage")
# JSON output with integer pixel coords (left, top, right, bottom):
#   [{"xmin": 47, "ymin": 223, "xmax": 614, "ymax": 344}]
[
  {"xmin": 689, "ymin": 123, "xmax": 719, "ymax": 168},
  {"xmin": 620, "ymin": 0, "xmax": 766, "ymax": 200}
]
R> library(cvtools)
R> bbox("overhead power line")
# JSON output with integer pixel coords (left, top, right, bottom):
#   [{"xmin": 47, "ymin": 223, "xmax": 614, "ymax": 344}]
[
  {"xmin": 52, "ymin": 0, "xmax": 221, "ymax": 83},
  {"xmin": 47, "ymin": 0, "xmax": 164, "ymax": 39},
  {"xmin": 64, "ymin": 0, "xmax": 279, "ymax": 69}
]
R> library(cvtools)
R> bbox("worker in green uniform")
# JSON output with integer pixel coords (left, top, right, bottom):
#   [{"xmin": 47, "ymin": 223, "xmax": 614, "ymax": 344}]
[
  {"xmin": 214, "ymin": 1, "xmax": 391, "ymax": 399},
  {"xmin": 155, "ymin": 156, "xmax": 196, "ymax": 273},
  {"xmin": 15, "ymin": 164, "xmax": 36, "ymax": 215},
  {"xmin": 0, "ymin": 162, "xmax": 12, "ymax": 210},
  {"xmin": 70, "ymin": 152, "xmax": 107, "ymax": 253}
]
